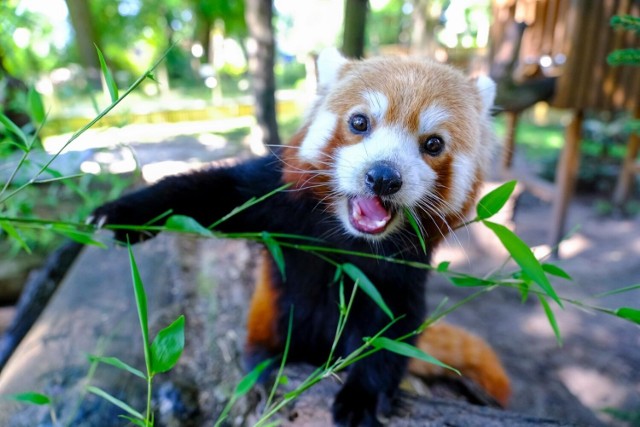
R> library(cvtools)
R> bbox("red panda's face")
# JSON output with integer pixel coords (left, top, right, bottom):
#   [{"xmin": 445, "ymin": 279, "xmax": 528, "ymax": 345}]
[{"xmin": 283, "ymin": 50, "xmax": 496, "ymax": 242}]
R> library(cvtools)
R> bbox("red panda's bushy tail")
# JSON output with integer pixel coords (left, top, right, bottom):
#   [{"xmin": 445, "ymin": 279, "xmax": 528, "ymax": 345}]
[{"xmin": 408, "ymin": 323, "xmax": 511, "ymax": 407}]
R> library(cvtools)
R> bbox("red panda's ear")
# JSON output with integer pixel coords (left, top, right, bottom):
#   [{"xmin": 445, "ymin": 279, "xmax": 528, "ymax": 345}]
[
  {"xmin": 473, "ymin": 75, "xmax": 496, "ymax": 114},
  {"xmin": 317, "ymin": 48, "xmax": 348, "ymax": 90}
]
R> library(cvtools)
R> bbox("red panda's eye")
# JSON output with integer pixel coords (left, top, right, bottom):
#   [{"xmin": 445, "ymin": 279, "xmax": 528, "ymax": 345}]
[
  {"xmin": 421, "ymin": 135, "xmax": 445, "ymax": 156},
  {"xmin": 349, "ymin": 114, "xmax": 369, "ymax": 134}
]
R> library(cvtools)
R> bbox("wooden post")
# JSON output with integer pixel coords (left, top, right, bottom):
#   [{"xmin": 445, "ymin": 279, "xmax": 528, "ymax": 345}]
[
  {"xmin": 549, "ymin": 109, "xmax": 583, "ymax": 254},
  {"xmin": 613, "ymin": 109, "xmax": 640, "ymax": 207},
  {"xmin": 502, "ymin": 111, "xmax": 520, "ymax": 170}
]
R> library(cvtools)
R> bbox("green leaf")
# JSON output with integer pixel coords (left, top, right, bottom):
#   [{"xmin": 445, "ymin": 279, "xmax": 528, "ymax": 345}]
[
  {"xmin": 537, "ymin": 295, "xmax": 562, "ymax": 346},
  {"xmin": 118, "ymin": 415, "xmax": 147, "ymax": 427},
  {"xmin": 476, "ymin": 180, "xmax": 517, "ymax": 220},
  {"xmin": 483, "ymin": 220, "xmax": 562, "ymax": 307},
  {"xmin": 88, "ymin": 355, "xmax": 146, "ymax": 379},
  {"xmin": 127, "ymin": 244, "xmax": 151, "ymax": 377},
  {"xmin": 342, "ymin": 263, "xmax": 394, "ymax": 319},
  {"xmin": 5, "ymin": 392, "xmax": 51, "ymax": 405},
  {"xmin": 332, "ymin": 264, "xmax": 343, "ymax": 283},
  {"xmin": 403, "ymin": 208, "xmax": 426, "ymax": 254},
  {"xmin": 150, "ymin": 315, "xmax": 185, "ymax": 375},
  {"xmin": 234, "ymin": 359, "xmax": 272, "ymax": 397},
  {"xmin": 542, "ymin": 263, "xmax": 572, "ymax": 280},
  {"xmin": 436, "ymin": 261, "xmax": 450, "ymax": 272},
  {"xmin": 87, "ymin": 386, "xmax": 144, "ymax": 419},
  {"xmin": 214, "ymin": 359, "xmax": 273, "ymax": 427},
  {"xmin": 262, "ymin": 232, "xmax": 286, "ymax": 280},
  {"xmin": 27, "ymin": 86, "xmax": 46, "ymax": 123},
  {"xmin": 52, "ymin": 225, "xmax": 107, "ymax": 248},
  {"xmin": 165, "ymin": 215, "xmax": 213, "ymax": 237},
  {"xmin": 615, "ymin": 307, "xmax": 640, "ymax": 325},
  {"xmin": 607, "ymin": 49, "xmax": 640, "ymax": 66},
  {"xmin": 0, "ymin": 220, "xmax": 31, "ymax": 253},
  {"xmin": 610, "ymin": 14, "xmax": 640, "ymax": 33},
  {"xmin": 0, "ymin": 113, "xmax": 29, "ymax": 149},
  {"xmin": 95, "ymin": 44, "xmax": 119, "ymax": 103},
  {"xmin": 369, "ymin": 337, "xmax": 459, "ymax": 374},
  {"xmin": 448, "ymin": 274, "xmax": 494, "ymax": 287}
]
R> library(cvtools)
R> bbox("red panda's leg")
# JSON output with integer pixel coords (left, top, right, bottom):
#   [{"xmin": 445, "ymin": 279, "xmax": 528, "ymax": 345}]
[{"xmin": 244, "ymin": 252, "xmax": 282, "ymax": 374}]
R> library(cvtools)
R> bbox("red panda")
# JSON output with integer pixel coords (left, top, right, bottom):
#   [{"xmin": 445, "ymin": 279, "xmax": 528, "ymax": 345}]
[{"xmin": 92, "ymin": 49, "xmax": 510, "ymax": 426}]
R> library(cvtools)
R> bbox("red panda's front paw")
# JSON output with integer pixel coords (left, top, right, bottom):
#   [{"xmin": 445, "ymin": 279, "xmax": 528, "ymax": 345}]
[
  {"xmin": 332, "ymin": 384, "xmax": 382, "ymax": 427},
  {"xmin": 89, "ymin": 201, "xmax": 157, "ymax": 244}
]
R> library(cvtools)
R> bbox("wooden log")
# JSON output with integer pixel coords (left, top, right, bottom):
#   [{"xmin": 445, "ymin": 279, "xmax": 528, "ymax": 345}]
[
  {"xmin": 0, "ymin": 235, "xmax": 184, "ymax": 426},
  {"xmin": 0, "ymin": 240, "xmax": 83, "ymax": 370}
]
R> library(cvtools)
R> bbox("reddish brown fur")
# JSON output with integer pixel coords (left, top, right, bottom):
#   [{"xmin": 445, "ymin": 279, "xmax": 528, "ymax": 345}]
[{"xmin": 246, "ymin": 253, "xmax": 281, "ymax": 351}]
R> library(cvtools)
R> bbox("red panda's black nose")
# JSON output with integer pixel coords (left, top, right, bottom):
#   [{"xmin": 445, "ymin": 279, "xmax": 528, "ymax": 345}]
[{"xmin": 365, "ymin": 162, "xmax": 403, "ymax": 196}]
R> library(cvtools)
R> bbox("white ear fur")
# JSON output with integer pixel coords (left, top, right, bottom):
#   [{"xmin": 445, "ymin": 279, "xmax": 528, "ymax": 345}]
[
  {"xmin": 475, "ymin": 75, "xmax": 496, "ymax": 113},
  {"xmin": 317, "ymin": 48, "xmax": 348, "ymax": 89}
]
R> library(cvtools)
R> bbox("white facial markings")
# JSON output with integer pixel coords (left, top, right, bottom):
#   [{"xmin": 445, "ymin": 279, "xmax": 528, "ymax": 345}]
[
  {"xmin": 447, "ymin": 154, "xmax": 476, "ymax": 214},
  {"xmin": 299, "ymin": 109, "xmax": 337, "ymax": 163},
  {"xmin": 363, "ymin": 90, "xmax": 389, "ymax": 122},
  {"xmin": 335, "ymin": 125, "xmax": 437, "ymax": 208},
  {"xmin": 419, "ymin": 105, "xmax": 451, "ymax": 135}
]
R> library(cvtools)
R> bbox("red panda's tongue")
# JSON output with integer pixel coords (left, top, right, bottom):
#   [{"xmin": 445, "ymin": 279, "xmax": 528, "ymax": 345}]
[{"xmin": 349, "ymin": 196, "xmax": 392, "ymax": 234}]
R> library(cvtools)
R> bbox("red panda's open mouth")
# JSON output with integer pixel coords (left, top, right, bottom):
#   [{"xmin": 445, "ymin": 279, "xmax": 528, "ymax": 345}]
[{"xmin": 348, "ymin": 196, "xmax": 394, "ymax": 234}]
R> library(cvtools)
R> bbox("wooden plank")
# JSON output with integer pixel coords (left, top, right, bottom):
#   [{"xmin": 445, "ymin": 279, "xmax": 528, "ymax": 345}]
[{"xmin": 549, "ymin": 110, "xmax": 584, "ymax": 253}]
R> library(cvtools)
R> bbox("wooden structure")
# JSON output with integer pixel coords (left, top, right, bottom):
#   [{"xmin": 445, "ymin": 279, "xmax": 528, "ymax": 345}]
[{"xmin": 491, "ymin": 0, "xmax": 640, "ymax": 250}]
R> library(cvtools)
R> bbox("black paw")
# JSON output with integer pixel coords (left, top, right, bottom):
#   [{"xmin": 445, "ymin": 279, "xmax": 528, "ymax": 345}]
[
  {"xmin": 332, "ymin": 384, "xmax": 382, "ymax": 427},
  {"xmin": 89, "ymin": 200, "xmax": 157, "ymax": 244}
]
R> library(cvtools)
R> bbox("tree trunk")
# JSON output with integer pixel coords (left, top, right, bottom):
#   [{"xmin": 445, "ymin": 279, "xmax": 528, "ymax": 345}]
[
  {"xmin": 410, "ymin": 0, "xmax": 437, "ymax": 56},
  {"xmin": 64, "ymin": 0, "xmax": 101, "ymax": 87},
  {"xmin": 342, "ymin": 0, "xmax": 369, "ymax": 58},
  {"xmin": 245, "ymin": 0, "xmax": 280, "ymax": 152}
]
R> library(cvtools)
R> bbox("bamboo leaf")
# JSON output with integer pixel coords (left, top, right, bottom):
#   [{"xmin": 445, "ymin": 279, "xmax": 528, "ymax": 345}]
[
  {"xmin": 52, "ymin": 225, "xmax": 107, "ymax": 247},
  {"xmin": 448, "ymin": 274, "xmax": 494, "ymax": 287},
  {"xmin": 476, "ymin": 180, "xmax": 517, "ymax": 220},
  {"xmin": 27, "ymin": 86, "xmax": 46, "ymax": 123},
  {"xmin": 542, "ymin": 263, "xmax": 572, "ymax": 280},
  {"xmin": 5, "ymin": 392, "xmax": 51, "ymax": 406},
  {"xmin": 537, "ymin": 295, "xmax": 562, "ymax": 346},
  {"xmin": 0, "ymin": 113, "xmax": 29, "ymax": 149},
  {"xmin": 165, "ymin": 215, "xmax": 213, "ymax": 237},
  {"xmin": 95, "ymin": 45, "xmax": 119, "ymax": 102},
  {"xmin": 403, "ymin": 208, "xmax": 426, "ymax": 254},
  {"xmin": 342, "ymin": 263, "xmax": 393, "ymax": 319},
  {"xmin": 0, "ymin": 220, "xmax": 32, "ymax": 253},
  {"xmin": 234, "ymin": 359, "xmax": 272, "ymax": 397},
  {"xmin": 88, "ymin": 355, "xmax": 146, "ymax": 379},
  {"xmin": 615, "ymin": 307, "xmax": 640, "ymax": 325},
  {"xmin": 127, "ymin": 244, "xmax": 151, "ymax": 377},
  {"xmin": 87, "ymin": 386, "xmax": 144, "ymax": 419},
  {"xmin": 483, "ymin": 220, "xmax": 562, "ymax": 307},
  {"xmin": 369, "ymin": 337, "xmax": 459, "ymax": 374},
  {"xmin": 436, "ymin": 261, "xmax": 450, "ymax": 272},
  {"xmin": 262, "ymin": 232, "xmax": 286, "ymax": 280},
  {"xmin": 150, "ymin": 315, "xmax": 185, "ymax": 375},
  {"xmin": 118, "ymin": 415, "xmax": 147, "ymax": 427}
]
